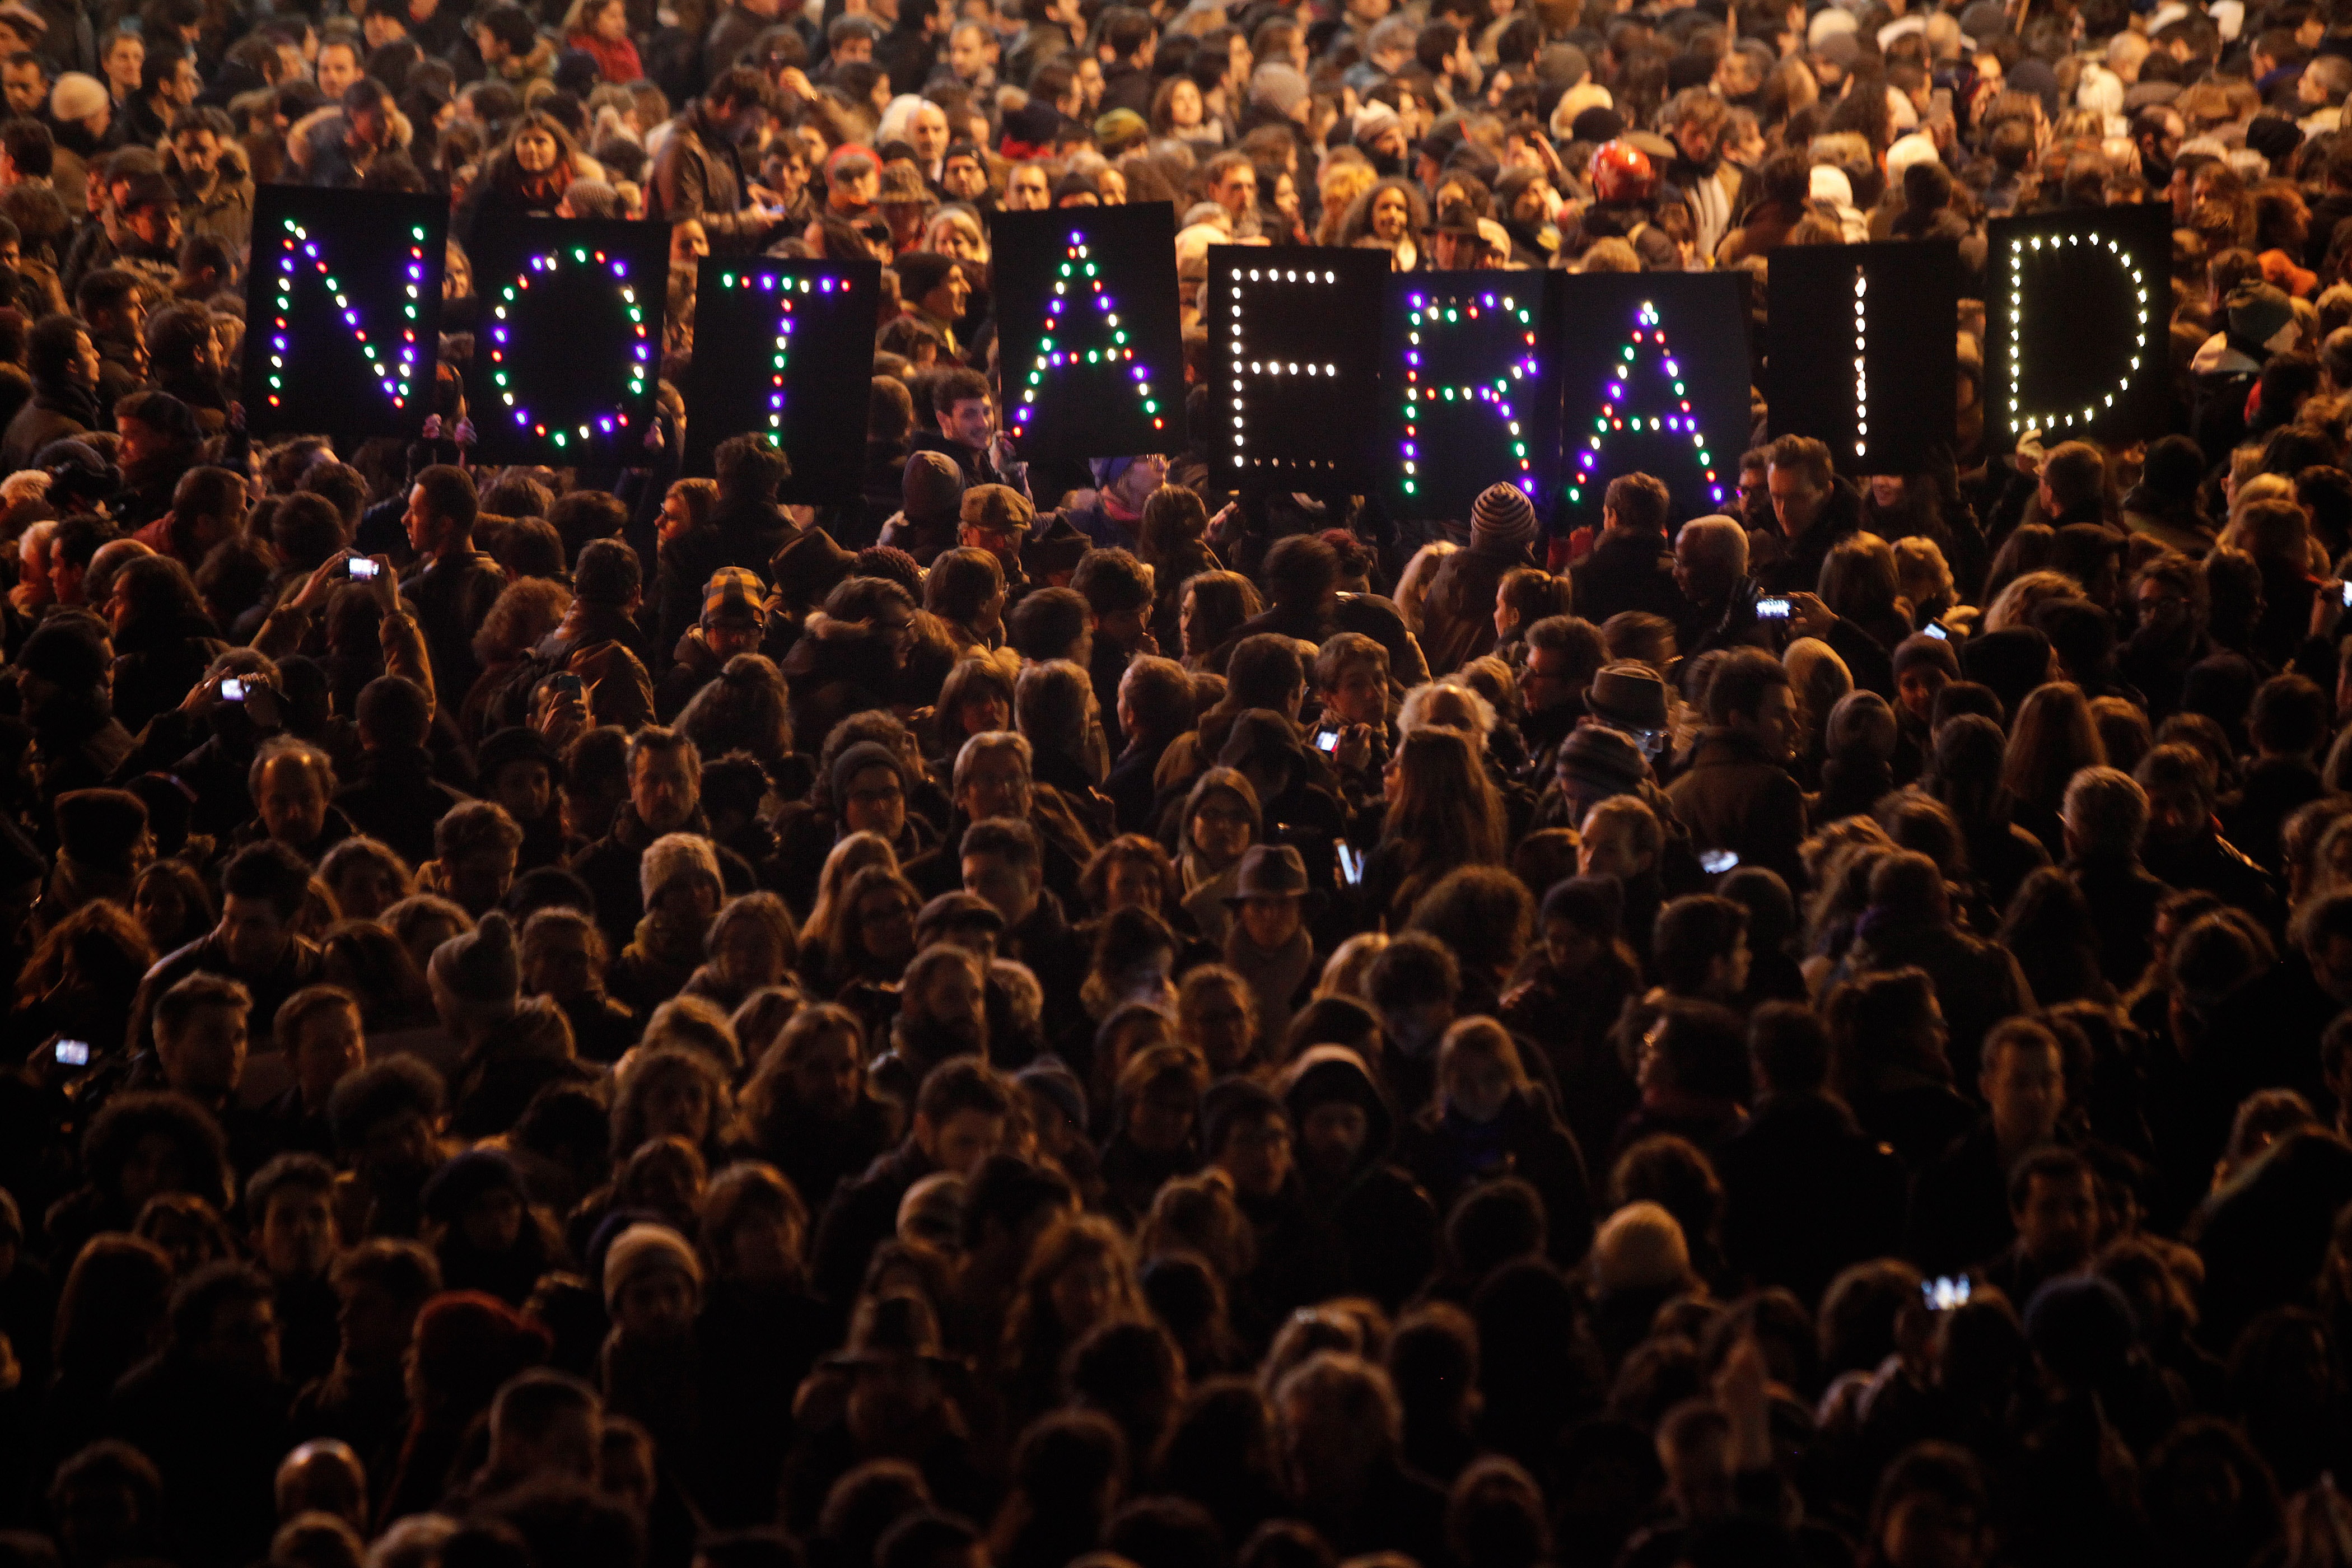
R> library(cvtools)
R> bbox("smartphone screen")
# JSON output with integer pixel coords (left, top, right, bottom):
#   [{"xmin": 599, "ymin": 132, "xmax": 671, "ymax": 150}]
[
  {"xmin": 1756, "ymin": 598, "xmax": 1791, "ymax": 620},
  {"xmin": 219, "ymin": 678, "xmax": 247, "ymax": 702},
  {"xmin": 54, "ymin": 1039, "xmax": 90, "ymax": 1066},
  {"xmin": 348, "ymin": 558, "xmax": 380, "ymax": 581},
  {"xmin": 1315, "ymin": 729, "xmax": 1341, "ymax": 754},
  {"xmin": 1924, "ymin": 622, "xmax": 1948, "ymax": 640},
  {"xmin": 1337, "ymin": 844, "xmax": 1364, "ymax": 886}
]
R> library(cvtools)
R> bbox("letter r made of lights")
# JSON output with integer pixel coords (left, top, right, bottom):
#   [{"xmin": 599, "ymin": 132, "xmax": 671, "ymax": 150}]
[
  {"xmin": 1402, "ymin": 288, "xmax": 1537, "ymax": 500},
  {"xmin": 713, "ymin": 268, "xmax": 855, "ymax": 438},
  {"xmin": 265, "ymin": 216, "xmax": 427, "ymax": 412},
  {"xmin": 1570, "ymin": 300, "xmax": 1725, "ymax": 510},
  {"xmin": 2004, "ymin": 228, "xmax": 2149, "ymax": 443},
  {"xmin": 486, "ymin": 245, "xmax": 650, "ymax": 451},
  {"xmin": 1015, "ymin": 234, "xmax": 1163, "ymax": 434}
]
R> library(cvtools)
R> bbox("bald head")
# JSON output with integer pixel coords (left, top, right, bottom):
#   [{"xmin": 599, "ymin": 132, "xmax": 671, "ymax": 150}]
[
  {"xmin": 275, "ymin": 1440, "xmax": 366, "ymax": 1529},
  {"xmin": 1673, "ymin": 515, "xmax": 1749, "ymax": 602}
]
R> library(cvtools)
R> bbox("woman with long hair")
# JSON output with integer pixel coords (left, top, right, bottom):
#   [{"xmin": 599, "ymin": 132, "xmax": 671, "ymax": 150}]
[
  {"xmin": 13, "ymin": 899, "xmax": 152, "ymax": 1062},
  {"xmin": 1999, "ymin": 865, "xmax": 2116, "ymax": 1009},
  {"xmin": 1337, "ymin": 177, "xmax": 1429, "ymax": 270},
  {"xmin": 806, "ymin": 863, "xmax": 920, "ymax": 998},
  {"xmin": 105, "ymin": 554, "xmax": 226, "ymax": 734},
  {"xmin": 1000, "ymin": 1215, "xmax": 1149, "ymax": 1426},
  {"xmin": 456, "ymin": 111, "xmax": 593, "ymax": 240},
  {"xmin": 1365, "ymin": 726, "xmax": 1507, "ymax": 923},
  {"xmin": 2000, "ymin": 682, "xmax": 2106, "ymax": 858},
  {"xmin": 1177, "ymin": 570, "xmax": 1262, "ymax": 669},
  {"xmin": 1139, "ymin": 487, "xmax": 1224, "ymax": 650},
  {"xmin": 796, "ymin": 831, "xmax": 898, "ymax": 957},
  {"xmin": 563, "ymin": 0, "xmax": 642, "ymax": 82}
]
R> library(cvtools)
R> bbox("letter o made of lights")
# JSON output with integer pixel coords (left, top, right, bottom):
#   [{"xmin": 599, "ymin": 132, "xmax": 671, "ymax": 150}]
[
  {"xmin": 265, "ymin": 217, "xmax": 430, "ymax": 412},
  {"xmin": 2004, "ymin": 230, "xmax": 2149, "ymax": 440},
  {"xmin": 486, "ymin": 246, "xmax": 650, "ymax": 450}
]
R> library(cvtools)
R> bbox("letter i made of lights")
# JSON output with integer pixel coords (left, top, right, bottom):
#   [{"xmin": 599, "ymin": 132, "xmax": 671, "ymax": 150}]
[
  {"xmin": 1851, "ymin": 267, "xmax": 1867, "ymax": 461},
  {"xmin": 1401, "ymin": 290, "xmax": 1538, "ymax": 499},
  {"xmin": 2004, "ymin": 229, "xmax": 2148, "ymax": 439},
  {"xmin": 1016, "ymin": 232, "xmax": 1164, "ymax": 432},
  {"xmin": 486, "ymin": 245, "xmax": 650, "ymax": 450},
  {"xmin": 1228, "ymin": 265, "xmax": 1341, "ymax": 470},
  {"xmin": 267, "ymin": 217, "xmax": 427, "ymax": 411},
  {"xmin": 716, "ymin": 269, "xmax": 855, "ymax": 436},
  {"xmin": 1570, "ymin": 300, "xmax": 1725, "ymax": 509}
]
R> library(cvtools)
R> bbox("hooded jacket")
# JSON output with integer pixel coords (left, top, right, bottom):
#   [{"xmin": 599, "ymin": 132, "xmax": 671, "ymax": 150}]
[{"xmin": 1278, "ymin": 1044, "xmax": 1439, "ymax": 1309}]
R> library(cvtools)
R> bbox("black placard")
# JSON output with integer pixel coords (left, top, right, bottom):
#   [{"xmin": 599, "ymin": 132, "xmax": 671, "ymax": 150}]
[
  {"xmin": 1767, "ymin": 241, "xmax": 1958, "ymax": 475},
  {"xmin": 989, "ymin": 203, "xmax": 1184, "ymax": 463},
  {"xmin": 682, "ymin": 256, "xmax": 881, "ymax": 502},
  {"xmin": 1204, "ymin": 246, "xmax": 1388, "ymax": 489},
  {"xmin": 463, "ymin": 217, "xmax": 670, "ymax": 465},
  {"xmin": 1381, "ymin": 269, "xmax": 1562, "ymax": 522},
  {"xmin": 1555, "ymin": 271, "xmax": 1752, "ymax": 531},
  {"xmin": 242, "ymin": 186, "xmax": 446, "ymax": 440},
  {"xmin": 1985, "ymin": 204, "xmax": 2172, "ymax": 453}
]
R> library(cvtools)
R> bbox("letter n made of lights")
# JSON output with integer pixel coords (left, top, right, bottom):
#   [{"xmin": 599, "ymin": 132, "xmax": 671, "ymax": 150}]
[
  {"xmin": 1401, "ymin": 288, "xmax": 1537, "ymax": 501},
  {"xmin": 714, "ymin": 269, "xmax": 855, "ymax": 437},
  {"xmin": 265, "ymin": 216, "xmax": 427, "ymax": 412},
  {"xmin": 2002, "ymin": 228, "xmax": 2149, "ymax": 444},
  {"xmin": 1015, "ymin": 234, "xmax": 1164, "ymax": 435},
  {"xmin": 486, "ymin": 245, "xmax": 650, "ymax": 451},
  {"xmin": 1569, "ymin": 300, "xmax": 1725, "ymax": 510}
]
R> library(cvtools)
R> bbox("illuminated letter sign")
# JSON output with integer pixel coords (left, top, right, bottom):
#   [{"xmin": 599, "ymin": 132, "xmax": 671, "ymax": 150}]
[
  {"xmin": 1985, "ymin": 207, "xmax": 2171, "ymax": 452},
  {"xmin": 1383, "ymin": 270, "xmax": 1560, "ymax": 520},
  {"xmin": 464, "ymin": 218, "xmax": 670, "ymax": 465},
  {"xmin": 1206, "ymin": 247, "xmax": 1386, "ymax": 488},
  {"xmin": 1553, "ymin": 272, "xmax": 1751, "ymax": 531},
  {"xmin": 987, "ymin": 205, "xmax": 1182, "ymax": 463},
  {"xmin": 682, "ymin": 258, "xmax": 879, "ymax": 501},
  {"xmin": 241, "ymin": 188, "xmax": 445, "ymax": 439},
  {"xmin": 1766, "ymin": 242, "xmax": 1958, "ymax": 475}
]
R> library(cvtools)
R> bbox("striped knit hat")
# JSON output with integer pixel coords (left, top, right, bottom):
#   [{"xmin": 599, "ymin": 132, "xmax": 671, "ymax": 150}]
[
  {"xmin": 702, "ymin": 566, "xmax": 767, "ymax": 627},
  {"xmin": 1472, "ymin": 483, "xmax": 1537, "ymax": 556}
]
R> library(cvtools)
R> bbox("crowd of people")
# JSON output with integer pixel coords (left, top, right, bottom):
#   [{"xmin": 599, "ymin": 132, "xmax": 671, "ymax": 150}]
[{"xmin": 16, "ymin": 0, "xmax": 2352, "ymax": 1564}]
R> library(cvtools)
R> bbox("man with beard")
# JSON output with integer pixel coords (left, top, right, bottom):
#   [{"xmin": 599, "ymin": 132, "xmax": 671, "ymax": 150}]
[
  {"xmin": 811, "ymin": 1057, "xmax": 1011, "ymax": 1306},
  {"xmin": 1278, "ymin": 1045, "xmax": 1438, "ymax": 1312},
  {"xmin": 874, "ymin": 941, "xmax": 990, "ymax": 1102},
  {"xmin": 647, "ymin": 67, "xmax": 784, "ymax": 246}
]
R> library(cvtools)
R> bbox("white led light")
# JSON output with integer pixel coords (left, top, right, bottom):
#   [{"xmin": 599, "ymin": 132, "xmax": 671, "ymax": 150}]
[{"xmin": 2005, "ymin": 229, "xmax": 2149, "ymax": 439}]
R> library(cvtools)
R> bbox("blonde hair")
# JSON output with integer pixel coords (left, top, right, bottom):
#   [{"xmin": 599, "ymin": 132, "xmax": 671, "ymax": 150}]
[{"xmin": 1394, "ymin": 542, "xmax": 1460, "ymax": 636}]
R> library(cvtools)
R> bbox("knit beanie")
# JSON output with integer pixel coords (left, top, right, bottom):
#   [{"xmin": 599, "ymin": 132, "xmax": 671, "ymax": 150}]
[
  {"xmin": 902, "ymin": 450, "xmax": 963, "ymax": 522},
  {"xmin": 601, "ymin": 1221, "xmax": 704, "ymax": 1310},
  {"xmin": 54, "ymin": 787, "xmax": 147, "ymax": 875},
  {"xmin": 1249, "ymin": 61, "xmax": 1308, "ymax": 116},
  {"xmin": 1825, "ymin": 689, "xmax": 1897, "ymax": 762},
  {"xmin": 1590, "ymin": 1201, "xmax": 1691, "ymax": 1294},
  {"xmin": 1556, "ymin": 724, "xmax": 1649, "ymax": 797},
  {"xmin": 829, "ymin": 740, "xmax": 906, "ymax": 809},
  {"xmin": 1891, "ymin": 632, "xmax": 1960, "ymax": 682},
  {"xmin": 2227, "ymin": 280, "xmax": 2298, "ymax": 356},
  {"xmin": 1471, "ymin": 483, "xmax": 1537, "ymax": 557},
  {"xmin": 1015, "ymin": 1059, "xmax": 1089, "ymax": 1135},
  {"xmin": 430, "ymin": 911, "xmax": 519, "ymax": 1011},
  {"xmin": 640, "ymin": 832, "xmax": 722, "ymax": 906}
]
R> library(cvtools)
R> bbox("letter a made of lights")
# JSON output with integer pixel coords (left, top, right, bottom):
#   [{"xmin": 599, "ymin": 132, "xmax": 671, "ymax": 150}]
[
  {"xmin": 2004, "ymin": 229, "xmax": 2149, "ymax": 441},
  {"xmin": 713, "ymin": 269, "xmax": 855, "ymax": 437},
  {"xmin": 1015, "ymin": 232, "xmax": 1164, "ymax": 434},
  {"xmin": 1402, "ymin": 288, "xmax": 1537, "ymax": 500},
  {"xmin": 1570, "ymin": 300, "xmax": 1725, "ymax": 509},
  {"xmin": 1228, "ymin": 264, "xmax": 1341, "ymax": 472},
  {"xmin": 265, "ymin": 216, "xmax": 427, "ymax": 412},
  {"xmin": 486, "ymin": 245, "xmax": 650, "ymax": 450}
]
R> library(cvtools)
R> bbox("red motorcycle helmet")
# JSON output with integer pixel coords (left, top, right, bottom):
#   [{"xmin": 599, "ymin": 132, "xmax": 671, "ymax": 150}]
[{"xmin": 1590, "ymin": 139, "xmax": 1655, "ymax": 203}]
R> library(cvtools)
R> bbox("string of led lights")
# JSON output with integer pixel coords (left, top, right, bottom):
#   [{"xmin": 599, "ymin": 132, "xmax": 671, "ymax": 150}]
[
  {"xmin": 487, "ymin": 245, "xmax": 651, "ymax": 450},
  {"xmin": 1227, "ymin": 264, "xmax": 1340, "ymax": 472},
  {"xmin": 1852, "ymin": 268, "xmax": 1868, "ymax": 463},
  {"xmin": 711, "ymin": 270, "xmax": 856, "ymax": 438},
  {"xmin": 1570, "ymin": 301, "xmax": 1726, "ymax": 509},
  {"xmin": 1401, "ymin": 288, "xmax": 1538, "ymax": 500},
  {"xmin": 2004, "ymin": 228, "xmax": 2149, "ymax": 440},
  {"xmin": 264, "ymin": 217, "xmax": 428, "ymax": 412},
  {"xmin": 1014, "ymin": 232, "xmax": 1164, "ymax": 435}
]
